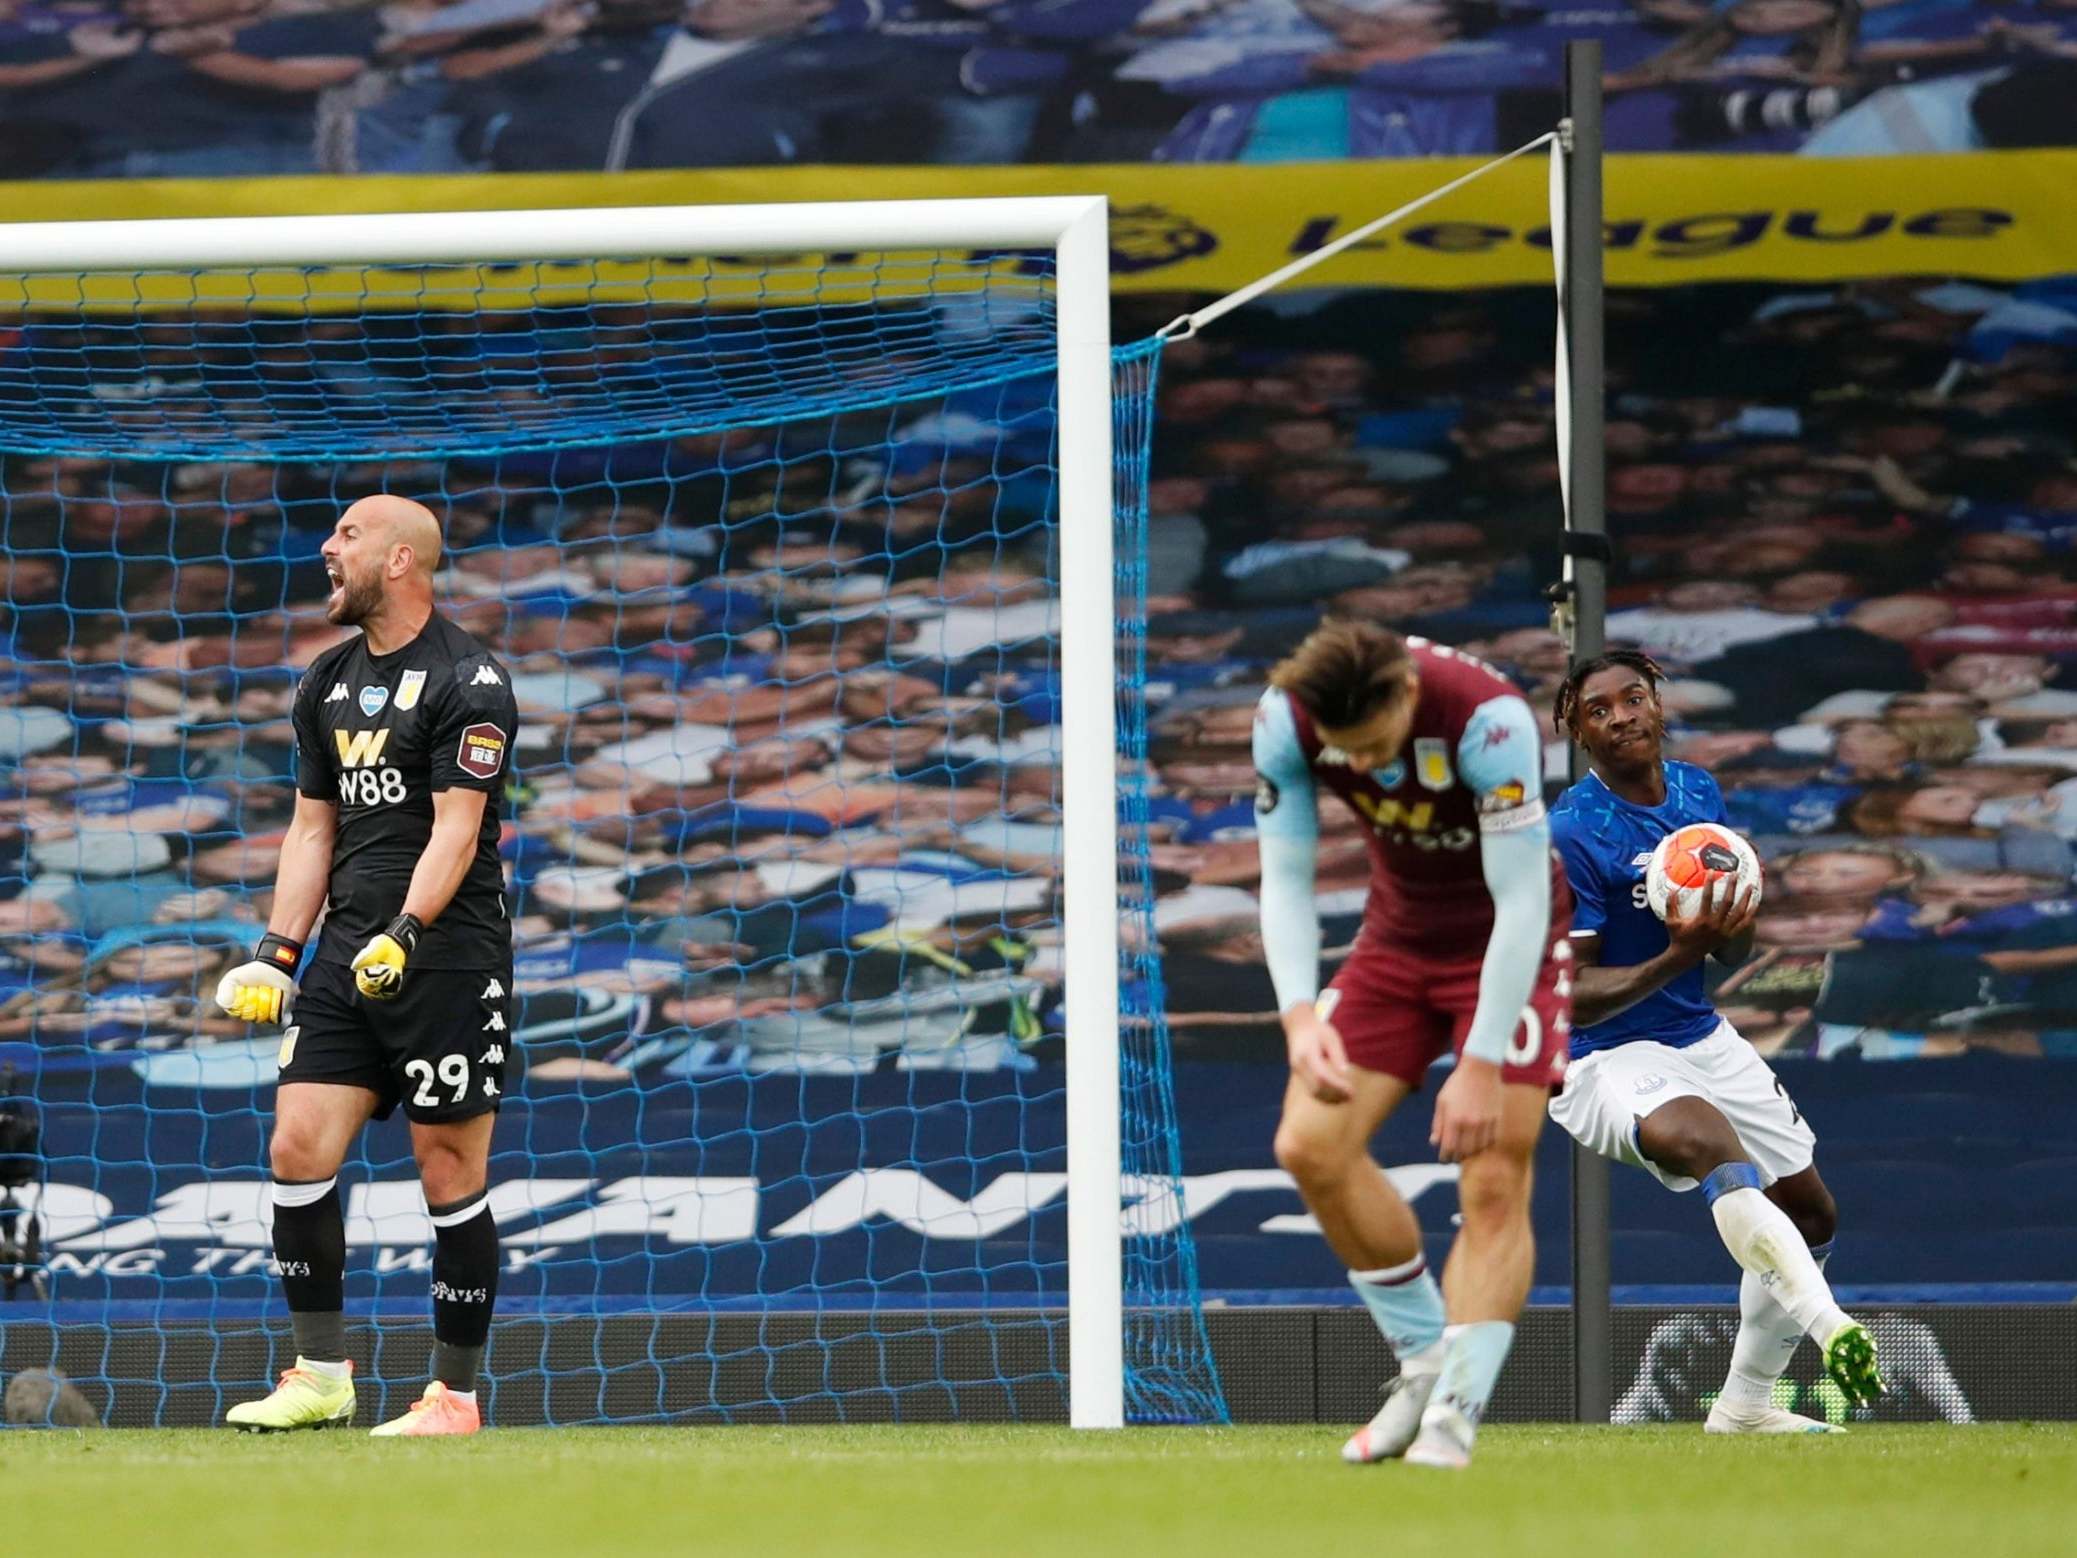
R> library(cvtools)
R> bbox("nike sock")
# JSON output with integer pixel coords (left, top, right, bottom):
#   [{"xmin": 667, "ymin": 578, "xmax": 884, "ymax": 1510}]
[
  {"xmin": 1422, "ymin": 1321, "xmax": 1516, "ymax": 1438},
  {"xmin": 429, "ymin": 1190, "xmax": 498, "ymax": 1393},
  {"xmin": 1703, "ymin": 1165, "xmax": 1849, "ymax": 1344},
  {"xmin": 272, "ymin": 1176, "xmax": 346, "ymax": 1365},
  {"xmin": 1721, "ymin": 1240, "xmax": 1834, "ymax": 1412},
  {"xmin": 1349, "ymin": 1255, "xmax": 1448, "ymax": 1374}
]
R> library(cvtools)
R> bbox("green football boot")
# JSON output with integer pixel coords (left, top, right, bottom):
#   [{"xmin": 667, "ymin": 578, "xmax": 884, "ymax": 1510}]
[
  {"xmin": 1822, "ymin": 1322, "xmax": 1886, "ymax": 1408},
  {"xmin": 226, "ymin": 1359, "xmax": 356, "ymax": 1433}
]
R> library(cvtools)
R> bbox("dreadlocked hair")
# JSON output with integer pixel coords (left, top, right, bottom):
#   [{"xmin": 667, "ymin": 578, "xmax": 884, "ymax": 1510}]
[
  {"xmin": 1269, "ymin": 620, "xmax": 1414, "ymax": 729},
  {"xmin": 1555, "ymin": 649, "xmax": 1666, "ymax": 736}
]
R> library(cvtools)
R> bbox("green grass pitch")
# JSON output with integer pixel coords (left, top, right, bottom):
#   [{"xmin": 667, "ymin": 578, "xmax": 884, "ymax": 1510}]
[{"xmin": 11, "ymin": 1423, "xmax": 2069, "ymax": 1557}]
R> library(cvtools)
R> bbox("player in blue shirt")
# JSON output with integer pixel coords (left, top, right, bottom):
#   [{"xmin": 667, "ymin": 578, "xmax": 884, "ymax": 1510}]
[{"xmin": 1547, "ymin": 651, "xmax": 1885, "ymax": 1427}]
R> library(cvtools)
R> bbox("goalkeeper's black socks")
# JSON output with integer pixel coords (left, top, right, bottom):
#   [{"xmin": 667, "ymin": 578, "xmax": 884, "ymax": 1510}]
[
  {"xmin": 428, "ymin": 1190, "xmax": 499, "ymax": 1394},
  {"xmin": 272, "ymin": 1176, "xmax": 348, "ymax": 1365}
]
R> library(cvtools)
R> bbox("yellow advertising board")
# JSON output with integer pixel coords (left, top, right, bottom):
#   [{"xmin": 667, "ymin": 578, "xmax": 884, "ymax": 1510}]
[{"xmin": 3, "ymin": 151, "xmax": 2073, "ymax": 293}]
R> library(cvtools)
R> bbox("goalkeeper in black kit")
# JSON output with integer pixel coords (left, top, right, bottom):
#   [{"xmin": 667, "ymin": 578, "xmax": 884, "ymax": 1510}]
[{"xmin": 217, "ymin": 494, "xmax": 520, "ymax": 1437}]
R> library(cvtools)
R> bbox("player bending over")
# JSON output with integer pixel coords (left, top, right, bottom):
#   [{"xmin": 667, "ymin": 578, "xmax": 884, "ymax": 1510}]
[
  {"xmin": 1254, "ymin": 622, "xmax": 1573, "ymax": 1469},
  {"xmin": 216, "ymin": 494, "xmax": 520, "ymax": 1437},
  {"xmin": 1547, "ymin": 651, "xmax": 1884, "ymax": 1429}
]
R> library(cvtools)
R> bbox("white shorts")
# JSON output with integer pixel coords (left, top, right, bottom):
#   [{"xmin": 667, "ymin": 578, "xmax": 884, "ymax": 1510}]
[{"xmin": 1548, "ymin": 1020, "xmax": 1817, "ymax": 1192}]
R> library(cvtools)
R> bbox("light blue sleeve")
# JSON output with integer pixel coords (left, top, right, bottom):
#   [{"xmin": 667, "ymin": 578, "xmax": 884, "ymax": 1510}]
[
  {"xmin": 1252, "ymin": 690, "xmax": 1323, "ymax": 1013},
  {"xmin": 1457, "ymin": 695, "xmax": 1545, "ymax": 819},
  {"xmin": 1458, "ymin": 695, "xmax": 1553, "ymax": 1065},
  {"xmin": 1252, "ymin": 689, "xmax": 1319, "ymax": 844},
  {"xmin": 1464, "ymin": 823, "xmax": 1554, "ymax": 1065}
]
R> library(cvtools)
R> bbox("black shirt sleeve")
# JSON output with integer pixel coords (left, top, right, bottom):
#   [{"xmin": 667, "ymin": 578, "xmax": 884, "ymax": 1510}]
[
  {"xmin": 291, "ymin": 667, "xmax": 334, "ymax": 800},
  {"xmin": 430, "ymin": 655, "xmax": 520, "ymax": 794}
]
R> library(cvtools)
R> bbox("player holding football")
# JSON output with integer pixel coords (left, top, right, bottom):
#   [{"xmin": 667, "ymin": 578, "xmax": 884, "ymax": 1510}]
[
  {"xmin": 216, "ymin": 494, "xmax": 520, "ymax": 1437},
  {"xmin": 1254, "ymin": 622, "xmax": 1572, "ymax": 1469},
  {"xmin": 1547, "ymin": 650, "xmax": 1884, "ymax": 1429}
]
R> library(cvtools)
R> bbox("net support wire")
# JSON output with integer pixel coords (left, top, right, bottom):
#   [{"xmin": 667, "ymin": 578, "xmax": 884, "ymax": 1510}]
[
  {"xmin": 1153, "ymin": 130, "xmax": 1559, "ymax": 345},
  {"xmin": 1547, "ymin": 106, "xmax": 1616, "ymax": 647}
]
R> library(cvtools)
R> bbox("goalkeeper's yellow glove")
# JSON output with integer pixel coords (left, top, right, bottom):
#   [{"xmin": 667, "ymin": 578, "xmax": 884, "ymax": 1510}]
[
  {"xmin": 215, "ymin": 933, "xmax": 303, "ymax": 1025},
  {"xmin": 351, "ymin": 913, "xmax": 423, "ymax": 1001}
]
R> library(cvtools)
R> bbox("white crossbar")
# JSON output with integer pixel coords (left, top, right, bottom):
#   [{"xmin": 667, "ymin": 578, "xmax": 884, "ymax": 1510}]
[{"xmin": 0, "ymin": 197, "xmax": 1103, "ymax": 273}]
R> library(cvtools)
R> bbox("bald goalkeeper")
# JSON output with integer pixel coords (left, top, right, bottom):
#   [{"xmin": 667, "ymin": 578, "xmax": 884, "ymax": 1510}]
[{"xmin": 217, "ymin": 495, "xmax": 520, "ymax": 1438}]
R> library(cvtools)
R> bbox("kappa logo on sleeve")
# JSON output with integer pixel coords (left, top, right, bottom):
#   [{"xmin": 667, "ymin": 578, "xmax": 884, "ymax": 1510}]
[{"xmin": 456, "ymin": 722, "xmax": 508, "ymax": 780}]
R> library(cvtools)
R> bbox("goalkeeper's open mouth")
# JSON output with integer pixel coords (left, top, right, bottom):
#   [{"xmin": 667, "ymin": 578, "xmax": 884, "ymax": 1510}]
[{"xmin": 325, "ymin": 560, "xmax": 346, "ymax": 611}]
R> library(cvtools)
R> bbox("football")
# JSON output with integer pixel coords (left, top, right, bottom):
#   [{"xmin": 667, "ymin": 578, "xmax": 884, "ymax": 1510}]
[{"xmin": 1645, "ymin": 822, "xmax": 1762, "ymax": 921}]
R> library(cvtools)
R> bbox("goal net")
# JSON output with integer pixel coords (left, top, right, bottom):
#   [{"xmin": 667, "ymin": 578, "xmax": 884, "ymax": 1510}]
[{"xmin": 0, "ymin": 201, "xmax": 1224, "ymax": 1428}]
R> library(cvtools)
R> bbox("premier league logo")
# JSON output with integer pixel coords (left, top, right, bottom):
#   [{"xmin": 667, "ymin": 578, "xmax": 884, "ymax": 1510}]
[{"xmin": 1107, "ymin": 205, "xmax": 1218, "ymax": 275}]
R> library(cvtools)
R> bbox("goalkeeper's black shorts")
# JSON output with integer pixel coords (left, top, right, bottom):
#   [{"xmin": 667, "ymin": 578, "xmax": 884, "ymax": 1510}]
[{"xmin": 277, "ymin": 958, "xmax": 516, "ymax": 1123}]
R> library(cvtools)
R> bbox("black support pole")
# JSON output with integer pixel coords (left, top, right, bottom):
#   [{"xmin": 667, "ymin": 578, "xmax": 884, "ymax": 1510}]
[{"xmin": 1563, "ymin": 37, "xmax": 1612, "ymax": 1429}]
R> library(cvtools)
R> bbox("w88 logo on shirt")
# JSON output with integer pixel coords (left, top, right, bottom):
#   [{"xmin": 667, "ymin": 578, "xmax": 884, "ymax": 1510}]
[
  {"xmin": 334, "ymin": 727, "xmax": 407, "ymax": 806},
  {"xmin": 339, "ymin": 766, "xmax": 408, "ymax": 806}
]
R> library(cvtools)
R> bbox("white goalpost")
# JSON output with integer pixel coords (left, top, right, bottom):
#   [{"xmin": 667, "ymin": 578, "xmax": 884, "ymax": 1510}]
[{"xmin": 0, "ymin": 197, "xmax": 1129, "ymax": 1429}]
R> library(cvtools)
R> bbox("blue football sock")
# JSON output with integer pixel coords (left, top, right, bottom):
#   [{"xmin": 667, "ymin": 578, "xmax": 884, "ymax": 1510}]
[{"xmin": 1349, "ymin": 1255, "xmax": 1447, "ymax": 1371}]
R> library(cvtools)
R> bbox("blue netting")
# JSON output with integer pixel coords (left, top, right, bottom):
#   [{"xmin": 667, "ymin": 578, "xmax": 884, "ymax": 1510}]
[
  {"xmin": 0, "ymin": 258, "xmax": 1057, "ymax": 461},
  {"xmin": 1114, "ymin": 341, "xmax": 1224, "ymax": 1425},
  {"xmin": 0, "ymin": 252, "xmax": 1223, "ymax": 1427}
]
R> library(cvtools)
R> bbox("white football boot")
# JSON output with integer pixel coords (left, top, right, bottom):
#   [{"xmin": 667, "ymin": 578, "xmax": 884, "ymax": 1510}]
[
  {"xmin": 1706, "ymin": 1399, "xmax": 1843, "ymax": 1434},
  {"xmin": 1341, "ymin": 1370, "xmax": 1441, "ymax": 1464},
  {"xmin": 1402, "ymin": 1403, "xmax": 1478, "ymax": 1469}
]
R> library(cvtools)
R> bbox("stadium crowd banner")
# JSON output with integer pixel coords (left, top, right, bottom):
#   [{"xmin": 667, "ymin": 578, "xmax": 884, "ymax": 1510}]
[
  {"xmin": 19, "ymin": 1055, "xmax": 2071, "ymax": 1306},
  {"xmin": 5, "ymin": 152, "xmax": 2077, "ymax": 292}
]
